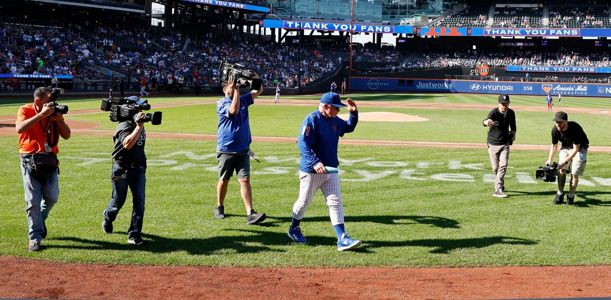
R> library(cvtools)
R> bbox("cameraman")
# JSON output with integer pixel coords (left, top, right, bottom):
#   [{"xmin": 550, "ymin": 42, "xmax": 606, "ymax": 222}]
[
  {"xmin": 214, "ymin": 76, "xmax": 266, "ymax": 225},
  {"xmin": 16, "ymin": 86, "xmax": 71, "ymax": 252},
  {"xmin": 482, "ymin": 94, "xmax": 516, "ymax": 198},
  {"xmin": 101, "ymin": 107, "xmax": 148, "ymax": 245},
  {"xmin": 545, "ymin": 111, "xmax": 589, "ymax": 205}
]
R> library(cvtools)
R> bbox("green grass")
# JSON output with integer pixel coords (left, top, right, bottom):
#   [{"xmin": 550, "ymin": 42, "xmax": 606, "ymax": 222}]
[{"xmin": 0, "ymin": 93, "xmax": 610, "ymax": 267}]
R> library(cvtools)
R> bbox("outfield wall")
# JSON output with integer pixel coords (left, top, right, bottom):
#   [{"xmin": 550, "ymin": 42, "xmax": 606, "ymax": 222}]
[{"xmin": 350, "ymin": 77, "xmax": 611, "ymax": 97}]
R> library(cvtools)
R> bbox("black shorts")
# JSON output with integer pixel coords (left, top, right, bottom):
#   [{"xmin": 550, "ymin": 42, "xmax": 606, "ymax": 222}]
[{"xmin": 217, "ymin": 151, "xmax": 250, "ymax": 180}]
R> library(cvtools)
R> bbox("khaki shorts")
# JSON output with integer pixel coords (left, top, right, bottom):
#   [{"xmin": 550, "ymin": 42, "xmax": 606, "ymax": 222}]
[{"xmin": 559, "ymin": 148, "xmax": 587, "ymax": 176}]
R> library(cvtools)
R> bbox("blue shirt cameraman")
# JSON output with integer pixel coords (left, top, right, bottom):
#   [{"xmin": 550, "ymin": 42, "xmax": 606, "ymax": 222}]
[{"xmin": 214, "ymin": 76, "xmax": 266, "ymax": 225}]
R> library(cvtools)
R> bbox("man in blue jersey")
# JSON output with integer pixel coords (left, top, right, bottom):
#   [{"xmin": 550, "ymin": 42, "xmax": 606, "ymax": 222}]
[
  {"xmin": 287, "ymin": 92, "xmax": 361, "ymax": 251},
  {"xmin": 215, "ymin": 76, "xmax": 266, "ymax": 225}
]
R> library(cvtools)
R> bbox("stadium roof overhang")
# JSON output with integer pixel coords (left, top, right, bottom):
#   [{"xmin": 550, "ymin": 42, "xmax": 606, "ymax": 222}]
[{"xmin": 30, "ymin": 0, "xmax": 145, "ymax": 14}]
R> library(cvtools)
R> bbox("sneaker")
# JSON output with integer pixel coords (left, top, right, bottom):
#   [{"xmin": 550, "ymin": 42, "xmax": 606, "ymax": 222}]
[
  {"xmin": 492, "ymin": 188, "xmax": 508, "ymax": 198},
  {"xmin": 214, "ymin": 205, "xmax": 225, "ymax": 219},
  {"xmin": 287, "ymin": 226, "xmax": 308, "ymax": 244},
  {"xmin": 567, "ymin": 194, "xmax": 575, "ymax": 205},
  {"xmin": 102, "ymin": 210, "xmax": 113, "ymax": 233},
  {"xmin": 246, "ymin": 210, "xmax": 266, "ymax": 225},
  {"xmin": 337, "ymin": 233, "xmax": 361, "ymax": 251},
  {"xmin": 28, "ymin": 240, "xmax": 41, "ymax": 252},
  {"xmin": 102, "ymin": 219, "xmax": 113, "ymax": 234},
  {"xmin": 127, "ymin": 236, "xmax": 144, "ymax": 245},
  {"xmin": 554, "ymin": 193, "xmax": 565, "ymax": 204}
]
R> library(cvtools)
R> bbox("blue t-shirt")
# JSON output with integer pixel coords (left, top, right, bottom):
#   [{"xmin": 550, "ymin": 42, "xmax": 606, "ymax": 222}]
[
  {"xmin": 216, "ymin": 93, "xmax": 254, "ymax": 153},
  {"xmin": 297, "ymin": 110, "xmax": 358, "ymax": 173}
]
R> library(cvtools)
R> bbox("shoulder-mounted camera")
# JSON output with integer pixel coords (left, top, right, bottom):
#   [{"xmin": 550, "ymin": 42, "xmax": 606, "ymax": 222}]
[
  {"xmin": 219, "ymin": 61, "xmax": 262, "ymax": 90},
  {"xmin": 535, "ymin": 162, "xmax": 558, "ymax": 182},
  {"xmin": 100, "ymin": 96, "xmax": 162, "ymax": 125}
]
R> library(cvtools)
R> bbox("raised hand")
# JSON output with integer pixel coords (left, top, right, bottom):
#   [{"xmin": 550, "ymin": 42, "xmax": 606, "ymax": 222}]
[{"xmin": 346, "ymin": 98, "xmax": 357, "ymax": 112}]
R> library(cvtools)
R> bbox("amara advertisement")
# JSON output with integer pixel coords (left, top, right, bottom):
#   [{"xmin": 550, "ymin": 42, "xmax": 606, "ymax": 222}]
[{"xmin": 350, "ymin": 77, "xmax": 611, "ymax": 97}]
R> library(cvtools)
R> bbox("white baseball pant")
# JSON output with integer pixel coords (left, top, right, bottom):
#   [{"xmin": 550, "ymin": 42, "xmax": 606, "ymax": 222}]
[{"xmin": 292, "ymin": 171, "xmax": 344, "ymax": 225}]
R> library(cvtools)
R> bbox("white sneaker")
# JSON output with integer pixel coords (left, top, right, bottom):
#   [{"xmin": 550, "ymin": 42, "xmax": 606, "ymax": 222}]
[{"xmin": 492, "ymin": 188, "xmax": 508, "ymax": 198}]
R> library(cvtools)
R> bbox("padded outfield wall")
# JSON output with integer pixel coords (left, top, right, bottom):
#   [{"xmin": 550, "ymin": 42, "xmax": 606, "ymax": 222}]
[{"xmin": 350, "ymin": 77, "xmax": 611, "ymax": 97}]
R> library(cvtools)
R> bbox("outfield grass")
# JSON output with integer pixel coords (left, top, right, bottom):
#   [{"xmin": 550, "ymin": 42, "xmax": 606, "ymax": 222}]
[{"xmin": 1, "ymin": 93, "xmax": 610, "ymax": 267}]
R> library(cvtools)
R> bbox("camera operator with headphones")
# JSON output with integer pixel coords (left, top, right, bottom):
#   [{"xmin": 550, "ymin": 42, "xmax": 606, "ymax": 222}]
[
  {"xmin": 16, "ymin": 86, "xmax": 71, "ymax": 252},
  {"xmin": 545, "ymin": 111, "xmax": 589, "ymax": 205},
  {"xmin": 101, "ymin": 97, "xmax": 149, "ymax": 245}
]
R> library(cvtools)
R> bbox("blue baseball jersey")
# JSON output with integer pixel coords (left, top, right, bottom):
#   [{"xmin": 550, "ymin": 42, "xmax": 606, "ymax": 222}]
[
  {"xmin": 216, "ymin": 92, "xmax": 254, "ymax": 153},
  {"xmin": 297, "ymin": 110, "xmax": 358, "ymax": 173}
]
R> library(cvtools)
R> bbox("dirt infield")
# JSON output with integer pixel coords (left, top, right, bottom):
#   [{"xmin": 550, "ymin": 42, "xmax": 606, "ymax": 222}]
[
  {"xmin": 1, "ymin": 257, "xmax": 609, "ymax": 299},
  {"xmin": 2, "ymin": 100, "xmax": 611, "ymax": 299}
]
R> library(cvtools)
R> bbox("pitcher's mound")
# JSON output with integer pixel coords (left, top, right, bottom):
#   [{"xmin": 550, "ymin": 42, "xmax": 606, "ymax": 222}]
[{"xmin": 339, "ymin": 111, "xmax": 428, "ymax": 122}]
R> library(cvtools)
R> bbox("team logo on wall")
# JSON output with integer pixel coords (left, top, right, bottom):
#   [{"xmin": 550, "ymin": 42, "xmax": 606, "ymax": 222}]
[
  {"xmin": 367, "ymin": 78, "xmax": 380, "ymax": 90},
  {"xmin": 542, "ymin": 84, "xmax": 553, "ymax": 94},
  {"xmin": 477, "ymin": 64, "xmax": 490, "ymax": 76}
]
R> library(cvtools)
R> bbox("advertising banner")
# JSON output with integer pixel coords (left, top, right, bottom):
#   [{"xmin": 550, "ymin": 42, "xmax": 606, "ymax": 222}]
[
  {"xmin": 350, "ymin": 77, "xmax": 611, "ymax": 97},
  {"xmin": 182, "ymin": 0, "xmax": 270, "ymax": 13},
  {"xmin": 0, "ymin": 74, "xmax": 73, "ymax": 79},
  {"xmin": 419, "ymin": 27, "xmax": 468, "ymax": 37},
  {"xmin": 262, "ymin": 19, "xmax": 414, "ymax": 34},
  {"xmin": 506, "ymin": 65, "xmax": 611, "ymax": 74}
]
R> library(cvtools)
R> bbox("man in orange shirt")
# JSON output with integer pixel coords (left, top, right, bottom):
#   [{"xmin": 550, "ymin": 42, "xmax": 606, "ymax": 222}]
[{"xmin": 16, "ymin": 87, "xmax": 71, "ymax": 252}]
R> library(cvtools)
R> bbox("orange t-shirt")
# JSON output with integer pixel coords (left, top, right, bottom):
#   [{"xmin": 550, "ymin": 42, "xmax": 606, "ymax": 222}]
[{"xmin": 16, "ymin": 104, "xmax": 59, "ymax": 154}]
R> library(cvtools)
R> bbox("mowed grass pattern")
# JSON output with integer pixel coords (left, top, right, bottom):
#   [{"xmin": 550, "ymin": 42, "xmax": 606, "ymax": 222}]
[{"xmin": 0, "ymin": 92, "xmax": 609, "ymax": 267}]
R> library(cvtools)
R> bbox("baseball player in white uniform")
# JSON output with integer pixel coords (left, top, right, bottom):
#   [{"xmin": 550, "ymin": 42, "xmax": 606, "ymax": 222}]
[{"xmin": 287, "ymin": 92, "xmax": 361, "ymax": 251}]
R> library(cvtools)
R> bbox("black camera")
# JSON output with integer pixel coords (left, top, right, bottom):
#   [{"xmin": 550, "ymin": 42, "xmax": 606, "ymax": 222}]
[
  {"xmin": 100, "ymin": 96, "xmax": 162, "ymax": 125},
  {"xmin": 219, "ymin": 61, "xmax": 262, "ymax": 90},
  {"xmin": 535, "ymin": 162, "xmax": 558, "ymax": 182},
  {"xmin": 49, "ymin": 87, "xmax": 68, "ymax": 114}
]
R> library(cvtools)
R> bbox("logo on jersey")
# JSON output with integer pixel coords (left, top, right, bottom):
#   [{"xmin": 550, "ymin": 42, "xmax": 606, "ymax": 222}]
[{"xmin": 302, "ymin": 125, "xmax": 311, "ymax": 137}]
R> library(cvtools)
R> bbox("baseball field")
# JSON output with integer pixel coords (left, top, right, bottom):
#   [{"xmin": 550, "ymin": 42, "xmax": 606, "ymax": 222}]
[{"xmin": 0, "ymin": 92, "xmax": 610, "ymax": 298}]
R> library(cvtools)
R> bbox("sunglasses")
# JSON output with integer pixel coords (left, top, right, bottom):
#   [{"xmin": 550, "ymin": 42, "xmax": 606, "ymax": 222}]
[{"xmin": 328, "ymin": 105, "xmax": 340, "ymax": 111}]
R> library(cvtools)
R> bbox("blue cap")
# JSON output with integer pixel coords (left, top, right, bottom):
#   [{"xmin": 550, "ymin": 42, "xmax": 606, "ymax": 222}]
[{"xmin": 320, "ymin": 92, "xmax": 346, "ymax": 108}]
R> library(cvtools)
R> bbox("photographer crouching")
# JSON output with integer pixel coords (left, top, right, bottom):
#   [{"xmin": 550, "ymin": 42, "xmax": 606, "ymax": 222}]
[
  {"xmin": 100, "ymin": 95, "xmax": 161, "ymax": 245},
  {"xmin": 16, "ymin": 87, "xmax": 71, "ymax": 252},
  {"xmin": 545, "ymin": 111, "xmax": 589, "ymax": 205}
]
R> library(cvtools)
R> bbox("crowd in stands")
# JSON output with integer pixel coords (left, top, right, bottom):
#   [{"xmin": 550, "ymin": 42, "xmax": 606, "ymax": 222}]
[
  {"xmin": 432, "ymin": 2, "xmax": 610, "ymax": 29},
  {"xmin": 0, "ymin": 20, "xmax": 345, "ymax": 92},
  {"xmin": 548, "ymin": 6, "xmax": 610, "ymax": 28},
  {"xmin": 478, "ymin": 49, "xmax": 611, "ymax": 68},
  {"xmin": 0, "ymin": 23, "xmax": 93, "ymax": 78},
  {"xmin": 432, "ymin": 4, "xmax": 489, "ymax": 27},
  {"xmin": 492, "ymin": 6, "xmax": 542, "ymax": 28}
]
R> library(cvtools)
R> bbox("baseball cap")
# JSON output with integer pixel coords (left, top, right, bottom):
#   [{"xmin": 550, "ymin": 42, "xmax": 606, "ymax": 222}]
[
  {"xmin": 498, "ymin": 94, "xmax": 510, "ymax": 104},
  {"xmin": 553, "ymin": 111, "xmax": 568, "ymax": 122},
  {"xmin": 320, "ymin": 92, "xmax": 346, "ymax": 108}
]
